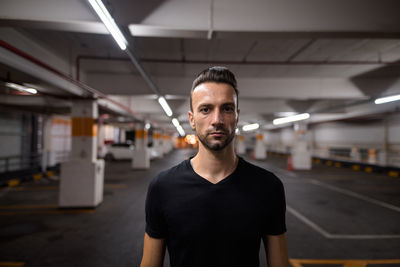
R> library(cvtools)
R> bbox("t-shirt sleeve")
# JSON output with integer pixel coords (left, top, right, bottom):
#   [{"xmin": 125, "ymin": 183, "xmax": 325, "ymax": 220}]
[
  {"xmin": 145, "ymin": 177, "xmax": 167, "ymax": 238},
  {"xmin": 265, "ymin": 177, "xmax": 287, "ymax": 235}
]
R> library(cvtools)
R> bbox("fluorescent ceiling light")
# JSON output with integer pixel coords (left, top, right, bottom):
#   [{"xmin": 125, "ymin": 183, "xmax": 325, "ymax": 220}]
[
  {"xmin": 275, "ymin": 112, "xmax": 298, "ymax": 117},
  {"xmin": 273, "ymin": 113, "xmax": 310, "ymax": 125},
  {"xmin": 177, "ymin": 125, "xmax": 185, "ymax": 136},
  {"xmin": 172, "ymin": 118, "xmax": 180, "ymax": 128},
  {"xmin": 375, "ymin": 94, "xmax": 400, "ymax": 104},
  {"xmin": 5, "ymin": 82, "xmax": 37, "ymax": 94},
  {"xmin": 158, "ymin": 96, "xmax": 173, "ymax": 117},
  {"xmin": 242, "ymin": 123, "xmax": 259, "ymax": 132},
  {"xmin": 88, "ymin": 0, "xmax": 127, "ymax": 50}
]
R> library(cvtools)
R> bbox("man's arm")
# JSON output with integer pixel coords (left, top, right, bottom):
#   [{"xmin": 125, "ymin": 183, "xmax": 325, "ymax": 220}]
[
  {"xmin": 262, "ymin": 233, "xmax": 289, "ymax": 267},
  {"xmin": 140, "ymin": 233, "xmax": 166, "ymax": 267}
]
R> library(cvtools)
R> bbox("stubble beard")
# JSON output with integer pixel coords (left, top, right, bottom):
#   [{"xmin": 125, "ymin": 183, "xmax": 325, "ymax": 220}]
[{"xmin": 197, "ymin": 127, "xmax": 235, "ymax": 151}]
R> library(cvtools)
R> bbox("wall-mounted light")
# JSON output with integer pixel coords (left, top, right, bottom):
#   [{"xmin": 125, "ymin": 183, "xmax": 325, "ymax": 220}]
[
  {"xmin": 158, "ymin": 96, "xmax": 173, "ymax": 117},
  {"xmin": 5, "ymin": 82, "xmax": 38, "ymax": 94},
  {"xmin": 375, "ymin": 94, "xmax": 400, "ymax": 105},
  {"xmin": 273, "ymin": 113, "xmax": 310, "ymax": 125},
  {"xmin": 88, "ymin": 0, "xmax": 128, "ymax": 50},
  {"xmin": 242, "ymin": 123, "xmax": 260, "ymax": 132}
]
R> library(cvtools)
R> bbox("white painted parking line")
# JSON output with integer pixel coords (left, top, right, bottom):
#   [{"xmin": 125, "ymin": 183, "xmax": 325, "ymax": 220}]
[
  {"xmin": 287, "ymin": 205, "xmax": 400, "ymax": 239},
  {"xmin": 308, "ymin": 179, "xmax": 400, "ymax": 213},
  {"xmin": 271, "ymin": 166, "xmax": 400, "ymax": 213},
  {"xmin": 287, "ymin": 206, "xmax": 331, "ymax": 238}
]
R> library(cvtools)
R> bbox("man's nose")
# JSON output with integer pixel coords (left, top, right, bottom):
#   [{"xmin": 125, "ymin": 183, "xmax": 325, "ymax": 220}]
[{"xmin": 211, "ymin": 110, "xmax": 224, "ymax": 125}]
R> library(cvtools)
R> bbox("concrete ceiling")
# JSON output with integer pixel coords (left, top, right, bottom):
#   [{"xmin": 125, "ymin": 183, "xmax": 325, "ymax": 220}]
[{"xmin": 1, "ymin": 0, "xmax": 400, "ymax": 133}]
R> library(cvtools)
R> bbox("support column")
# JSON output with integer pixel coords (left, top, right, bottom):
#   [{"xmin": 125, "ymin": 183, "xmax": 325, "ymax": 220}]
[
  {"xmin": 41, "ymin": 116, "xmax": 52, "ymax": 172},
  {"xmin": 367, "ymin": 149, "xmax": 377, "ymax": 164},
  {"xmin": 291, "ymin": 123, "xmax": 312, "ymax": 170},
  {"xmin": 153, "ymin": 130, "xmax": 163, "ymax": 158},
  {"xmin": 59, "ymin": 100, "xmax": 104, "ymax": 208},
  {"xmin": 350, "ymin": 146, "xmax": 361, "ymax": 162},
  {"xmin": 162, "ymin": 134, "xmax": 171, "ymax": 154},
  {"xmin": 236, "ymin": 135, "xmax": 246, "ymax": 155},
  {"xmin": 132, "ymin": 124, "xmax": 150, "ymax": 169},
  {"xmin": 379, "ymin": 118, "xmax": 388, "ymax": 166},
  {"xmin": 254, "ymin": 133, "xmax": 266, "ymax": 160}
]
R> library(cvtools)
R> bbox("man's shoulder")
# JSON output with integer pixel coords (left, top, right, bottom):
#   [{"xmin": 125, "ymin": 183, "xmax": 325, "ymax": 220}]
[
  {"xmin": 149, "ymin": 159, "xmax": 189, "ymax": 188},
  {"xmin": 239, "ymin": 157, "xmax": 283, "ymax": 187}
]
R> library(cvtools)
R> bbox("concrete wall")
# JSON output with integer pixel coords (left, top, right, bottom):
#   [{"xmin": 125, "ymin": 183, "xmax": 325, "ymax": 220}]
[{"xmin": 264, "ymin": 112, "xmax": 400, "ymax": 166}]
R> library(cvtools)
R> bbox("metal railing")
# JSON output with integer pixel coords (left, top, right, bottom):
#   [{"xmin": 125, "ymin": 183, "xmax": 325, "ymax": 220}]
[{"xmin": 0, "ymin": 153, "xmax": 42, "ymax": 173}]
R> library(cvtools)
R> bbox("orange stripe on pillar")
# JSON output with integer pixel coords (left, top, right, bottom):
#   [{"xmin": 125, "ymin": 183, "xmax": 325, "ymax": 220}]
[
  {"xmin": 71, "ymin": 118, "xmax": 97, "ymax": 137},
  {"xmin": 257, "ymin": 134, "xmax": 263, "ymax": 140},
  {"xmin": 136, "ymin": 129, "xmax": 147, "ymax": 139}
]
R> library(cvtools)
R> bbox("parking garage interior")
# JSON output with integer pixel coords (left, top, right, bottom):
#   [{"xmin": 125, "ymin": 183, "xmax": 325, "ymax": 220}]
[{"xmin": 1, "ymin": 0, "xmax": 400, "ymax": 266}]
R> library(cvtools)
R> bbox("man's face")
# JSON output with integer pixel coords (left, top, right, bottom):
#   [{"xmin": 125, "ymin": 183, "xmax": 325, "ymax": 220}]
[{"xmin": 188, "ymin": 82, "xmax": 239, "ymax": 151}]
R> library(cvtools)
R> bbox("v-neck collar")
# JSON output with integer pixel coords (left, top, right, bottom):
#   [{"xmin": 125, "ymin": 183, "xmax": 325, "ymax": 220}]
[{"xmin": 186, "ymin": 156, "xmax": 241, "ymax": 185}]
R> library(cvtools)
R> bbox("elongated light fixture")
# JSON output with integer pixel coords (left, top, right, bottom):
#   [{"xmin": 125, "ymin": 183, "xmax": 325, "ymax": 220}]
[
  {"xmin": 171, "ymin": 118, "xmax": 185, "ymax": 136},
  {"xmin": 242, "ymin": 123, "xmax": 259, "ymax": 132},
  {"xmin": 273, "ymin": 113, "xmax": 310, "ymax": 125},
  {"xmin": 158, "ymin": 96, "xmax": 173, "ymax": 117},
  {"xmin": 172, "ymin": 118, "xmax": 180, "ymax": 128},
  {"xmin": 88, "ymin": 0, "xmax": 128, "ymax": 50},
  {"xmin": 375, "ymin": 94, "xmax": 400, "ymax": 105},
  {"xmin": 177, "ymin": 125, "xmax": 186, "ymax": 136},
  {"xmin": 5, "ymin": 82, "xmax": 37, "ymax": 94}
]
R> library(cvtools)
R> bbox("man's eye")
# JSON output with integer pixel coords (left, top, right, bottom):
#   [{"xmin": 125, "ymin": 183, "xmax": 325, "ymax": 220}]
[
  {"xmin": 200, "ymin": 107, "xmax": 209, "ymax": 113},
  {"xmin": 223, "ymin": 106, "xmax": 234, "ymax": 112}
]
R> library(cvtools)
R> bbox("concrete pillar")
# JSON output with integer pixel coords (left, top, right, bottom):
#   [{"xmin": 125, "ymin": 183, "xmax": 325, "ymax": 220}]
[
  {"xmin": 291, "ymin": 123, "xmax": 311, "ymax": 170},
  {"xmin": 162, "ymin": 134, "xmax": 171, "ymax": 154},
  {"xmin": 236, "ymin": 135, "xmax": 246, "ymax": 155},
  {"xmin": 41, "ymin": 116, "xmax": 52, "ymax": 172},
  {"xmin": 254, "ymin": 133, "xmax": 266, "ymax": 160},
  {"xmin": 350, "ymin": 146, "xmax": 361, "ymax": 162},
  {"xmin": 153, "ymin": 130, "xmax": 163, "ymax": 158},
  {"xmin": 132, "ymin": 124, "xmax": 150, "ymax": 169},
  {"xmin": 59, "ymin": 100, "xmax": 104, "ymax": 208},
  {"xmin": 367, "ymin": 148, "xmax": 377, "ymax": 164},
  {"xmin": 380, "ymin": 118, "xmax": 388, "ymax": 166}
]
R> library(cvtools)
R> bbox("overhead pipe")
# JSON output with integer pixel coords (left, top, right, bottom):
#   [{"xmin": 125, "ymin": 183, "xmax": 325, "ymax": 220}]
[
  {"xmin": 0, "ymin": 39, "xmax": 138, "ymax": 117},
  {"xmin": 76, "ymin": 54, "xmax": 400, "ymax": 79}
]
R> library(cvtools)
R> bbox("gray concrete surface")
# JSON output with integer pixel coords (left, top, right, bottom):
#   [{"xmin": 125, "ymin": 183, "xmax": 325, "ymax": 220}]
[{"xmin": 0, "ymin": 149, "xmax": 399, "ymax": 266}]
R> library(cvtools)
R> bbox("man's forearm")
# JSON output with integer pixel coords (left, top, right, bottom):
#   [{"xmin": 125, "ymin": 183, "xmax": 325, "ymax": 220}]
[
  {"xmin": 265, "ymin": 234, "xmax": 289, "ymax": 267},
  {"xmin": 140, "ymin": 233, "xmax": 166, "ymax": 267}
]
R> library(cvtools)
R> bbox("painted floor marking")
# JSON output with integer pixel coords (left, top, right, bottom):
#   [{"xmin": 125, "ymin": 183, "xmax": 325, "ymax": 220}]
[
  {"xmin": 308, "ymin": 179, "xmax": 400, "ymax": 213},
  {"xmin": 9, "ymin": 184, "xmax": 127, "ymax": 191},
  {"xmin": 0, "ymin": 209, "xmax": 95, "ymax": 216},
  {"xmin": 0, "ymin": 204, "xmax": 94, "ymax": 215},
  {"xmin": 0, "ymin": 204, "xmax": 58, "ymax": 210},
  {"xmin": 0, "ymin": 262, "xmax": 25, "ymax": 267},
  {"xmin": 270, "ymin": 165, "xmax": 400, "ymax": 213},
  {"xmin": 287, "ymin": 205, "xmax": 400, "ymax": 239},
  {"xmin": 290, "ymin": 259, "xmax": 400, "ymax": 267}
]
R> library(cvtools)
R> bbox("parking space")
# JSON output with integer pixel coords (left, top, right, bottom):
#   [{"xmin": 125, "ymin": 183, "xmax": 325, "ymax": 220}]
[{"xmin": 0, "ymin": 149, "xmax": 399, "ymax": 266}]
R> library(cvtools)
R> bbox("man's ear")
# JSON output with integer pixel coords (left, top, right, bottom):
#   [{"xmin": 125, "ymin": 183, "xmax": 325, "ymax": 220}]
[
  {"xmin": 236, "ymin": 108, "xmax": 240, "ymax": 124},
  {"xmin": 188, "ymin": 110, "xmax": 196, "ymax": 130}
]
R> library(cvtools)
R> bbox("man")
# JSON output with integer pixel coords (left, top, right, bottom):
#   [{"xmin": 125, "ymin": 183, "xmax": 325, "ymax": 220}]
[{"xmin": 141, "ymin": 67, "xmax": 289, "ymax": 267}]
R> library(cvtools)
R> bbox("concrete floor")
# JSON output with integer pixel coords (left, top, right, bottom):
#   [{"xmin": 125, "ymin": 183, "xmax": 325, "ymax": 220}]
[{"xmin": 0, "ymin": 149, "xmax": 399, "ymax": 267}]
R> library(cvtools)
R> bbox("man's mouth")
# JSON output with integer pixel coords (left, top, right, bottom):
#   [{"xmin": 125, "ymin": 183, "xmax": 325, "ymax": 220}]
[{"xmin": 209, "ymin": 132, "xmax": 226, "ymax": 137}]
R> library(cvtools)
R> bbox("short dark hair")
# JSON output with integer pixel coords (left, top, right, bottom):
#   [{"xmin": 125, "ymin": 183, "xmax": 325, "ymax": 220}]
[{"xmin": 190, "ymin": 66, "xmax": 239, "ymax": 111}]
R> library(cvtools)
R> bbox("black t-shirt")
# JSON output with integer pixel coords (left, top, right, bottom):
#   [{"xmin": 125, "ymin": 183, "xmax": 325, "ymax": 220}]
[{"xmin": 145, "ymin": 156, "xmax": 286, "ymax": 267}]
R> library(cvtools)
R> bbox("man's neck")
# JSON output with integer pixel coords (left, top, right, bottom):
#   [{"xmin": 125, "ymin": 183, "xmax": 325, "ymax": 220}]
[{"xmin": 191, "ymin": 144, "xmax": 238, "ymax": 184}]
